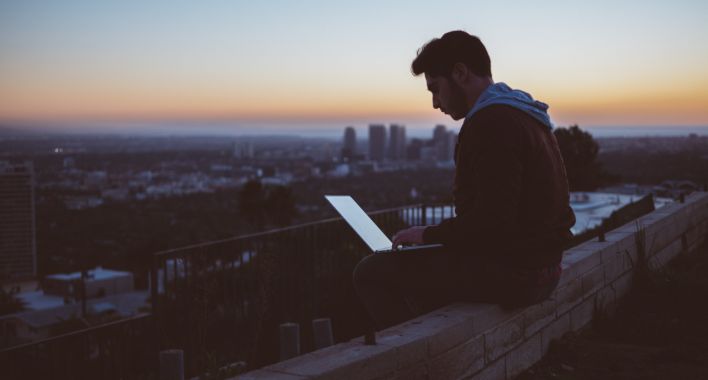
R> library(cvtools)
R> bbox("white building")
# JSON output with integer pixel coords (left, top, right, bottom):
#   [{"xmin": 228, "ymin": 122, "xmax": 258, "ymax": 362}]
[{"xmin": 42, "ymin": 267, "xmax": 134, "ymax": 300}]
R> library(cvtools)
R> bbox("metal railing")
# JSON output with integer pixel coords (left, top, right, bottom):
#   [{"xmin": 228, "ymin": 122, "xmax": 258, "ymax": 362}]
[
  {"xmin": 1, "ymin": 314, "xmax": 156, "ymax": 380},
  {"xmin": 1, "ymin": 203, "xmax": 454, "ymax": 379},
  {"xmin": 150, "ymin": 203, "xmax": 453, "ymax": 376}
]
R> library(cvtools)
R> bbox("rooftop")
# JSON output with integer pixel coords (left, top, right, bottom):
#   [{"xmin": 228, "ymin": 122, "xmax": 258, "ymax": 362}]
[
  {"xmin": 3, "ymin": 291, "xmax": 149, "ymax": 329},
  {"xmin": 45, "ymin": 267, "xmax": 132, "ymax": 282}
]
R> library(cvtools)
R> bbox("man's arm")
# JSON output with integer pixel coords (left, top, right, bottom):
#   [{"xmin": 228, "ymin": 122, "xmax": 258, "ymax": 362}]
[{"xmin": 391, "ymin": 226, "xmax": 427, "ymax": 247}]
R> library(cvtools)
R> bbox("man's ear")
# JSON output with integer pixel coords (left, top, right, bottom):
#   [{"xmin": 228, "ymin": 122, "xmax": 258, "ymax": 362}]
[{"xmin": 450, "ymin": 62, "xmax": 468, "ymax": 84}]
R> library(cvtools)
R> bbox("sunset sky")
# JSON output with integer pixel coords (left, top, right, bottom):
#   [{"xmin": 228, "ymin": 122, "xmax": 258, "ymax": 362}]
[{"xmin": 1, "ymin": 0, "xmax": 707, "ymax": 133}]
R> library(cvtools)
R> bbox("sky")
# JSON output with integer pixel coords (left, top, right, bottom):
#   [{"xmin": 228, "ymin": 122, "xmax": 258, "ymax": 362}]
[{"xmin": 1, "ymin": 0, "xmax": 707, "ymax": 134}]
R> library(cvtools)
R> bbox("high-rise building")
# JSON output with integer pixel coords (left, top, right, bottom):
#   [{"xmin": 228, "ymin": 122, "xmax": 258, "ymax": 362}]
[
  {"xmin": 233, "ymin": 140, "xmax": 254, "ymax": 159},
  {"xmin": 368, "ymin": 124, "xmax": 386, "ymax": 162},
  {"xmin": 433, "ymin": 125, "xmax": 452, "ymax": 162},
  {"xmin": 443, "ymin": 130, "xmax": 458, "ymax": 162},
  {"xmin": 433, "ymin": 124, "xmax": 447, "ymax": 143},
  {"xmin": 406, "ymin": 138, "xmax": 423, "ymax": 161},
  {"xmin": 342, "ymin": 126, "xmax": 357, "ymax": 160},
  {"xmin": 388, "ymin": 124, "xmax": 407, "ymax": 161},
  {"xmin": 0, "ymin": 161, "xmax": 36, "ymax": 280}
]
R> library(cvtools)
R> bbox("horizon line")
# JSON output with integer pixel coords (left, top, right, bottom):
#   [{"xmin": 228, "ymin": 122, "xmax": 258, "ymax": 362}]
[{"xmin": 3, "ymin": 124, "xmax": 708, "ymax": 140}]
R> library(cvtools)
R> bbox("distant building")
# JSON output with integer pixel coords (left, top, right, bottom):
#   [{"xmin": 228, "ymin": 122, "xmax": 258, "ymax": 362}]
[
  {"xmin": 1, "ymin": 291, "xmax": 149, "ymax": 345},
  {"xmin": 653, "ymin": 180, "xmax": 698, "ymax": 198},
  {"xmin": 368, "ymin": 124, "xmax": 386, "ymax": 162},
  {"xmin": 342, "ymin": 126, "xmax": 357, "ymax": 160},
  {"xmin": 101, "ymin": 187, "xmax": 130, "ymax": 202},
  {"xmin": 233, "ymin": 140, "xmax": 255, "ymax": 159},
  {"xmin": 327, "ymin": 164, "xmax": 351, "ymax": 178},
  {"xmin": 261, "ymin": 165, "xmax": 277, "ymax": 177},
  {"xmin": 0, "ymin": 161, "xmax": 36, "ymax": 280},
  {"xmin": 322, "ymin": 142, "xmax": 334, "ymax": 162},
  {"xmin": 62, "ymin": 157, "xmax": 75, "ymax": 170},
  {"xmin": 431, "ymin": 125, "xmax": 456, "ymax": 162},
  {"xmin": 84, "ymin": 171, "xmax": 108, "ymax": 188},
  {"xmin": 388, "ymin": 124, "xmax": 407, "ymax": 161},
  {"xmin": 64, "ymin": 196, "xmax": 104, "ymax": 210},
  {"xmin": 210, "ymin": 164, "xmax": 233, "ymax": 172},
  {"xmin": 432, "ymin": 125, "xmax": 447, "ymax": 161},
  {"xmin": 433, "ymin": 124, "xmax": 447, "ymax": 143},
  {"xmin": 443, "ymin": 130, "xmax": 458, "ymax": 162},
  {"xmin": 406, "ymin": 138, "xmax": 423, "ymax": 161},
  {"xmin": 420, "ymin": 146, "xmax": 437, "ymax": 162},
  {"xmin": 42, "ymin": 267, "xmax": 134, "ymax": 300},
  {"xmin": 569, "ymin": 192, "xmax": 673, "ymax": 235}
]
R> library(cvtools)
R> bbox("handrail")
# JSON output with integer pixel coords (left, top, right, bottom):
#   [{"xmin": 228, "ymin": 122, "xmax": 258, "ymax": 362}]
[
  {"xmin": 0, "ymin": 313, "xmax": 152, "ymax": 354},
  {"xmin": 153, "ymin": 203, "xmax": 428, "ymax": 258},
  {"xmin": 1, "ymin": 202, "xmax": 452, "ymax": 379}
]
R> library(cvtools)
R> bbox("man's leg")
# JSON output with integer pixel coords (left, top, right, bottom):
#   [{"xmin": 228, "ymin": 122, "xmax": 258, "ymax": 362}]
[{"xmin": 352, "ymin": 250, "xmax": 486, "ymax": 329}]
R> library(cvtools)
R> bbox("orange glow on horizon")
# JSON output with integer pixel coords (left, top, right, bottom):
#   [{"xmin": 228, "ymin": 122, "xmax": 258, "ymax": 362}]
[{"xmin": 1, "ymin": 72, "xmax": 707, "ymax": 126}]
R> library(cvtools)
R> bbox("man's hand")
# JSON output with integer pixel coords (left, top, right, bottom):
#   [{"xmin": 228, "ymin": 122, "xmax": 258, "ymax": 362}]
[{"xmin": 391, "ymin": 226, "xmax": 427, "ymax": 249}]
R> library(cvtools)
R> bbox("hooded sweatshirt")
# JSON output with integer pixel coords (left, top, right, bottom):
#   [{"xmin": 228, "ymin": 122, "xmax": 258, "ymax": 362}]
[
  {"xmin": 466, "ymin": 82, "xmax": 553, "ymax": 130},
  {"xmin": 423, "ymin": 83, "xmax": 576, "ymax": 268}
]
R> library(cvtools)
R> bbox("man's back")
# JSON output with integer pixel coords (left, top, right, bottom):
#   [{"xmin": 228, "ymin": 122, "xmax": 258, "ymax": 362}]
[{"xmin": 423, "ymin": 104, "xmax": 576, "ymax": 268}]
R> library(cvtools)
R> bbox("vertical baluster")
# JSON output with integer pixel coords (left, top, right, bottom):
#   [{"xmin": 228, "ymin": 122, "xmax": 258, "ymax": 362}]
[
  {"xmin": 305, "ymin": 226, "xmax": 313, "ymax": 332},
  {"xmin": 161, "ymin": 259, "xmax": 168, "ymax": 299},
  {"xmin": 159, "ymin": 349, "xmax": 185, "ymax": 380},
  {"xmin": 172, "ymin": 256, "xmax": 179, "ymax": 298},
  {"xmin": 312, "ymin": 318, "xmax": 334, "ymax": 349},
  {"xmin": 222, "ymin": 245, "xmax": 229, "ymax": 311},
  {"xmin": 314, "ymin": 222, "xmax": 319, "ymax": 275},
  {"xmin": 287, "ymin": 229, "xmax": 294, "ymax": 325},
  {"xmin": 237, "ymin": 239, "xmax": 244, "ymax": 319},
  {"xmin": 151, "ymin": 254, "xmax": 159, "ymax": 316}
]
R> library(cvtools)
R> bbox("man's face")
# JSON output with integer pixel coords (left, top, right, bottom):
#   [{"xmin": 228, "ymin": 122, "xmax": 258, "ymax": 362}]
[{"xmin": 425, "ymin": 73, "xmax": 468, "ymax": 121}]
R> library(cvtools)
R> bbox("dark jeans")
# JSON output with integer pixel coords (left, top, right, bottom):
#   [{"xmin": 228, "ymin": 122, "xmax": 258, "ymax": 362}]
[{"xmin": 352, "ymin": 248, "xmax": 560, "ymax": 330}]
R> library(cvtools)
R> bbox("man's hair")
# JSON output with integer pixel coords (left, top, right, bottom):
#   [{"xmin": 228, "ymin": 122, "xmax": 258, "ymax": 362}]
[{"xmin": 411, "ymin": 31, "xmax": 491, "ymax": 78}]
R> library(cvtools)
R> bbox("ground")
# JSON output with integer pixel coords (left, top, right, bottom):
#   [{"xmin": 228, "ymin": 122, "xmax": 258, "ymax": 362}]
[{"xmin": 517, "ymin": 236, "xmax": 708, "ymax": 380}]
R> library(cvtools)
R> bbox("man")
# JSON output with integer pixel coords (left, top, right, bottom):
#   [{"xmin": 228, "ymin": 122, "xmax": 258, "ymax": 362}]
[{"xmin": 353, "ymin": 31, "xmax": 576, "ymax": 329}]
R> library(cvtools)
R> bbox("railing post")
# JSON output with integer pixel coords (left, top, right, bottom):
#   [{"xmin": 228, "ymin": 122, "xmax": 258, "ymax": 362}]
[
  {"xmin": 364, "ymin": 330, "xmax": 376, "ymax": 345},
  {"xmin": 312, "ymin": 318, "xmax": 334, "ymax": 349},
  {"xmin": 159, "ymin": 349, "xmax": 184, "ymax": 380},
  {"xmin": 421, "ymin": 204, "xmax": 428, "ymax": 226},
  {"xmin": 151, "ymin": 254, "xmax": 159, "ymax": 319},
  {"xmin": 279, "ymin": 322, "xmax": 300, "ymax": 361}
]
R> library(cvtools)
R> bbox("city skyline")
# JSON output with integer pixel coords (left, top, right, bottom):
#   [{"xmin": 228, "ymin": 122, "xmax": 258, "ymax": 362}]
[{"xmin": 1, "ymin": 1, "xmax": 708, "ymax": 129}]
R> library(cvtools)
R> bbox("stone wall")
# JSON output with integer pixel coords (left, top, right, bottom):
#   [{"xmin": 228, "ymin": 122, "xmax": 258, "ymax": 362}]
[{"xmin": 234, "ymin": 192, "xmax": 708, "ymax": 380}]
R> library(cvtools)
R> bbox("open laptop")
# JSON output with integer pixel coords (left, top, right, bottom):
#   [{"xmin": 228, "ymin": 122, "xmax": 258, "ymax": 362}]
[{"xmin": 325, "ymin": 195, "xmax": 443, "ymax": 254}]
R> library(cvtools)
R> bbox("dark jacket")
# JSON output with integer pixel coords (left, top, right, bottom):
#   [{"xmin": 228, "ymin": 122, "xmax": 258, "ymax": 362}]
[{"xmin": 423, "ymin": 104, "xmax": 576, "ymax": 268}]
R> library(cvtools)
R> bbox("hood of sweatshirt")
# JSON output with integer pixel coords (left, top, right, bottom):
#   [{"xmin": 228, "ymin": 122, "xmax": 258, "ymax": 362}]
[{"xmin": 465, "ymin": 82, "xmax": 553, "ymax": 129}]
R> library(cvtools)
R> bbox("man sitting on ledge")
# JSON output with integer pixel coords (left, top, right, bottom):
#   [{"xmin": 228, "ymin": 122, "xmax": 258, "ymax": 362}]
[{"xmin": 353, "ymin": 31, "xmax": 576, "ymax": 330}]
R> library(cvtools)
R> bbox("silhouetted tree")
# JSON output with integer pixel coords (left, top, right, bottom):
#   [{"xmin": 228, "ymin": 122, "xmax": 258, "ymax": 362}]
[
  {"xmin": 554, "ymin": 125, "xmax": 613, "ymax": 191},
  {"xmin": 265, "ymin": 185, "xmax": 297, "ymax": 227},
  {"xmin": 239, "ymin": 180, "xmax": 266, "ymax": 228}
]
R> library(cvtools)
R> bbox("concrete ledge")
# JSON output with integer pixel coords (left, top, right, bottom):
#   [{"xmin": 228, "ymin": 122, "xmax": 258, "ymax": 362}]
[{"xmin": 233, "ymin": 192, "xmax": 708, "ymax": 380}]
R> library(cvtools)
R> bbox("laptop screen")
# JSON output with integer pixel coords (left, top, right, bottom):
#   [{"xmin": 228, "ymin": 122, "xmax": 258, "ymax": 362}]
[{"xmin": 325, "ymin": 195, "xmax": 393, "ymax": 252}]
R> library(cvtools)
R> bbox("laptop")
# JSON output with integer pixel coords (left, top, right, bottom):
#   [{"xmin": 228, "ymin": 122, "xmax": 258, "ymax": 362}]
[{"xmin": 325, "ymin": 195, "xmax": 443, "ymax": 254}]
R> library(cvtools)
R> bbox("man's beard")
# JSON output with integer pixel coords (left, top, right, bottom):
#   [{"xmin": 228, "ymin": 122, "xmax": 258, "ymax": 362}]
[{"xmin": 449, "ymin": 81, "xmax": 469, "ymax": 120}]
